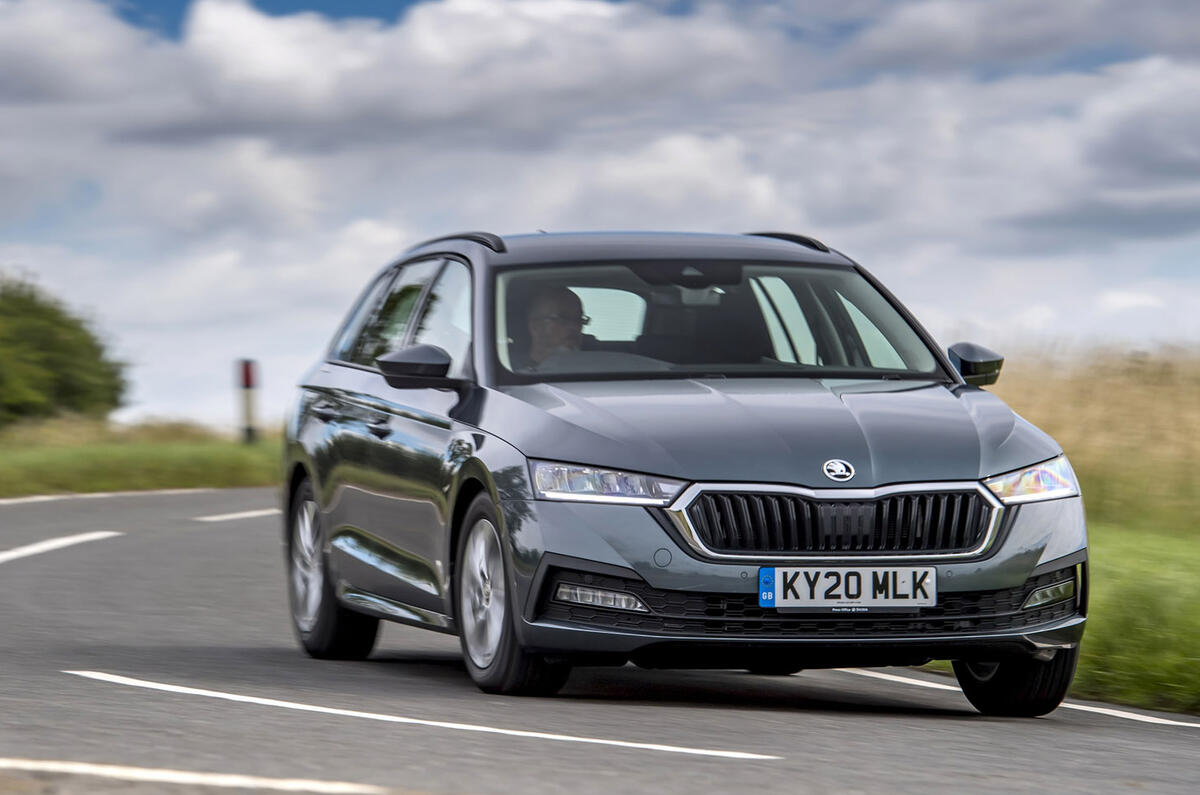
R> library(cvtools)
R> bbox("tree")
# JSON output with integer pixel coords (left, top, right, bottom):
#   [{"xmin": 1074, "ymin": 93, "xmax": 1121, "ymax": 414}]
[{"xmin": 0, "ymin": 276, "xmax": 126, "ymax": 426}]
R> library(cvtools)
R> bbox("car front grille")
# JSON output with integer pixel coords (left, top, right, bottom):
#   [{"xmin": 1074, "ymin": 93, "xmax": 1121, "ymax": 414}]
[
  {"xmin": 539, "ymin": 567, "xmax": 1079, "ymax": 639},
  {"xmin": 680, "ymin": 489, "xmax": 994, "ymax": 555}
]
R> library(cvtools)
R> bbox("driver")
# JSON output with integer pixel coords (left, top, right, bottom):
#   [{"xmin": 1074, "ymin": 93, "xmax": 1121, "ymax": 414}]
[{"xmin": 521, "ymin": 286, "xmax": 588, "ymax": 369}]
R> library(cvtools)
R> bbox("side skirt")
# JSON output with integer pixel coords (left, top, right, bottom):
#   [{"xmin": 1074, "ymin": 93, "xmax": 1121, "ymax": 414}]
[{"xmin": 338, "ymin": 585, "xmax": 458, "ymax": 635}]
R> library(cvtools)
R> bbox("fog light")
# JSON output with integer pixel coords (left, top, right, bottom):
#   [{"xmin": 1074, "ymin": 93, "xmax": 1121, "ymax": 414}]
[
  {"xmin": 554, "ymin": 583, "xmax": 650, "ymax": 613},
  {"xmin": 1023, "ymin": 579, "xmax": 1076, "ymax": 610}
]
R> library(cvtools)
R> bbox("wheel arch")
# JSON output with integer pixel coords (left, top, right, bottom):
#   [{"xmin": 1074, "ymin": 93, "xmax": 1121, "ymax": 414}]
[
  {"xmin": 285, "ymin": 461, "xmax": 311, "ymax": 542},
  {"xmin": 448, "ymin": 471, "xmax": 490, "ymax": 599}
]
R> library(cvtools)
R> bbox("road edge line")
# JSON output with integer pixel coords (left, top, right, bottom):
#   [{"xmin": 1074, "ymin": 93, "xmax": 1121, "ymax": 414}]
[
  {"xmin": 838, "ymin": 668, "xmax": 1200, "ymax": 728},
  {"xmin": 0, "ymin": 532, "xmax": 123, "ymax": 566},
  {"xmin": 63, "ymin": 670, "xmax": 781, "ymax": 761},
  {"xmin": 0, "ymin": 758, "xmax": 387, "ymax": 793}
]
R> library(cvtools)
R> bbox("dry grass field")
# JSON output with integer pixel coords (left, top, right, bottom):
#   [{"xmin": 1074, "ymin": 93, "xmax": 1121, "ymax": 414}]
[{"xmin": 992, "ymin": 346, "xmax": 1200, "ymax": 537}]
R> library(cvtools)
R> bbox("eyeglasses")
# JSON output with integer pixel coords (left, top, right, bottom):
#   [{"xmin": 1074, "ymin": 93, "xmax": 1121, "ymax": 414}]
[{"xmin": 534, "ymin": 313, "xmax": 590, "ymax": 327}]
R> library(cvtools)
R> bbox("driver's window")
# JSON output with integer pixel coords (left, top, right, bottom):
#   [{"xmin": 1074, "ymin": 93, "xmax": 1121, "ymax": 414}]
[
  {"xmin": 411, "ymin": 260, "xmax": 473, "ymax": 378},
  {"xmin": 346, "ymin": 259, "xmax": 442, "ymax": 367}
]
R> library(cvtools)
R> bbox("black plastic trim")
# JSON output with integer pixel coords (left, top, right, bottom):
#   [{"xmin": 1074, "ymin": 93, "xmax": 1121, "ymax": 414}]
[
  {"xmin": 408, "ymin": 231, "xmax": 506, "ymax": 254},
  {"xmin": 524, "ymin": 552, "xmax": 644, "ymax": 622},
  {"xmin": 1031, "ymin": 548, "xmax": 1088, "ymax": 577},
  {"xmin": 746, "ymin": 231, "xmax": 830, "ymax": 252}
]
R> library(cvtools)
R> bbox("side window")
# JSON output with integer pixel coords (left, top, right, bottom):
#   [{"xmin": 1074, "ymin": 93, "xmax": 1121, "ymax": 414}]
[
  {"xmin": 411, "ymin": 260, "xmax": 473, "ymax": 378},
  {"xmin": 330, "ymin": 272, "xmax": 394, "ymax": 361},
  {"xmin": 751, "ymin": 276, "xmax": 819, "ymax": 364},
  {"xmin": 836, "ymin": 291, "xmax": 906, "ymax": 368},
  {"xmin": 570, "ymin": 287, "xmax": 646, "ymax": 342},
  {"xmin": 346, "ymin": 259, "xmax": 442, "ymax": 367}
]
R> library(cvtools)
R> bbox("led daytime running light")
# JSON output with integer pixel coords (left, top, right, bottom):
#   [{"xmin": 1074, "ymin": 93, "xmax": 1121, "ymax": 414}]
[
  {"xmin": 984, "ymin": 455, "xmax": 1079, "ymax": 505},
  {"xmin": 532, "ymin": 460, "xmax": 686, "ymax": 506}
]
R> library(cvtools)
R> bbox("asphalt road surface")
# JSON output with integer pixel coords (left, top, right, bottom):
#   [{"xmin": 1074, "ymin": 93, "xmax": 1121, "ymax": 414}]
[{"xmin": 2, "ymin": 488, "xmax": 1197, "ymax": 794}]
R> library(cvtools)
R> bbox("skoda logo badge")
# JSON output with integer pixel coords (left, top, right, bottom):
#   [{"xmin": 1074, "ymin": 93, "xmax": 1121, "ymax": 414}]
[{"xmin": 823, "ymin": 459, "xmax": 855, "ymax": 482}]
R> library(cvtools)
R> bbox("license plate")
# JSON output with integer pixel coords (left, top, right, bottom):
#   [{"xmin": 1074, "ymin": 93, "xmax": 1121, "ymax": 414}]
[{"xmin": 758, "ymin": 566, "xmax": 936, "ymax": 612}]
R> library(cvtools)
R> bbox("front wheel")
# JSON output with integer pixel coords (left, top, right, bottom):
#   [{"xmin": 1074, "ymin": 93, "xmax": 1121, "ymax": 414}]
[
  {"xmin": 952, "ymin": 647, "xmax": 1079, "ymax": 717},
  {"xmin": 455, "ymin": 494, "xmax": 570, "ymax": 695},
  {"xmin": 745, "ymin": 664, "xmax": 804, "ymax": 676}
]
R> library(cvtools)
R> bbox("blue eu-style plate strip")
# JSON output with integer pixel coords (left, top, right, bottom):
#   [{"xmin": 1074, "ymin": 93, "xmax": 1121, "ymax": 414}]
[{"xmin": 758, "ymin": 567, "xmax": 775, "ymax": 608}]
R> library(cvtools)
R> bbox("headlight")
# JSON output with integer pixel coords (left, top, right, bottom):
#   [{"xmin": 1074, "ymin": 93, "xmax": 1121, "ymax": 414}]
[
  {"xmin": 531, "ymin": 460, "xmax": 687, "ymax": 506},
  {"xmin": 984, "ymin": 455, "xmax": 1080, "ymax": 505}
]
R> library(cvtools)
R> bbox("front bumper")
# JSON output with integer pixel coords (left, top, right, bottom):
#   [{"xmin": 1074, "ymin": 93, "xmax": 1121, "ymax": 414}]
[{"xmin": 501, "ymin": 495, "xmax": 1088, "ymax": 667}]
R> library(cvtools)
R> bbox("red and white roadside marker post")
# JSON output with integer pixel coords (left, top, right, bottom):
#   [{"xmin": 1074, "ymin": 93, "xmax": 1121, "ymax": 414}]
[{"xmin": 238, "ymin": 359, "xmax": 258, "ymax": 444}]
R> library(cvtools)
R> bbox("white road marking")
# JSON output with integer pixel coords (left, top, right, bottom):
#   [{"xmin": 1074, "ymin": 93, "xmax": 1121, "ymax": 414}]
[
  {"xmin": 194, "ymin": 508, "xmax": 282, "ymax": 522},
  {"xmin": 0, "ymin": 488, "xmax": 213, "ymax": 506},
  {"xmin": 1053, "ymin": 702, "xmax": 1200, "ymax": 728},
  {"xmin": 0, "ymin": 532, "xmax": 122, "ymax": 565},
  {"xmin": 0, "ymin": 758, "xmax": 387, "ymax": 793},
  {"xmin": 838, "ymin": 668, "xmax": 962, "ymax": 692},
  {"xmin": 839, "ymin": 668, "xmax": 1200, "ymax": 728},
  {"xmin": 64, "ymin": 670, "xmax": 780, "ymax": 761}
]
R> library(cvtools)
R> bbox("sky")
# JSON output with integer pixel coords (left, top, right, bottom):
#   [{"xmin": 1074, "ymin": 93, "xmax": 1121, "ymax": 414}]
[{"xmin": 2, "ymin": 0, "xmax": 1199, "ymax": 427}]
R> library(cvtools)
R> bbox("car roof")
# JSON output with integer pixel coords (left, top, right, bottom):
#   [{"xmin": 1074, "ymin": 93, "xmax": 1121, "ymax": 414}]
[{"xmin": 402, "ymin": 231, "xmax": 857, "ymax": 269}]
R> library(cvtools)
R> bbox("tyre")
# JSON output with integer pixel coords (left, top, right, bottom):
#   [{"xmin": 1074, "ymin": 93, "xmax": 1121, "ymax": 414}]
[
  {"xmin": 455, "ymin": 493, "xmax": 570, "ymax": 695},
  {"xmin": 952, "ymin": 647, "xmax": 1079, "ymax": 717},
  {"xmin": 288, "ymin": 479, "xmax": 379, "ymax": 659},
  {"xmin": 745, "ymin": 664, "xmax": 804, "ymax": 676}
]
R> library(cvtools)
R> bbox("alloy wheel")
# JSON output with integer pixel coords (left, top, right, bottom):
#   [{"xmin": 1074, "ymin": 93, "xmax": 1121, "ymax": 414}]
[
  {"xmin": 290, "ymin": 499, "xmax": 323, "ymax": 632},
  {"xmin": 965, "ymin": 661, "xmax": 1001, "ymax": 682},
  {"xmin": 460, "ymin": 517, "xmax": 506, "ymax": 669}
]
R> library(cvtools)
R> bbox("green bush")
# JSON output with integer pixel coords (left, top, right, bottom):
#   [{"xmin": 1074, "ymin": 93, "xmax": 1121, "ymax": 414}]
[{"xmin": 0, "ymin": 276, "xmax": 126, "ymax": 426}]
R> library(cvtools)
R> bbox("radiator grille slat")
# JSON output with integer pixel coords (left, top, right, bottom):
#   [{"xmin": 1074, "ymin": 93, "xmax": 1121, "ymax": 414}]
[{"xmin": 683, "ymin": 489, "xmax": 992, "ymax": 555}]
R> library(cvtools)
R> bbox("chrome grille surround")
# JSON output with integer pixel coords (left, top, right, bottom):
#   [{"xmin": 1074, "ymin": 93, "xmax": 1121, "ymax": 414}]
[{"xmin": 663, "ymin": 481, "xmax": 1005, "ymax": 562}]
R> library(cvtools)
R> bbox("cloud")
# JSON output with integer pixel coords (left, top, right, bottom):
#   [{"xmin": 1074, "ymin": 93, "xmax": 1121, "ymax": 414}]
[
  {"xmin": 2, "ymin": 0, "xmax": 1199, "ymax": 425},
  {"xmin": 1098, "ymin": 290, "xmax": 1165, "ymax": 313},
  {"xmin": 845, "ymin": 0, "xmax": 1200, "ymax": 74}
]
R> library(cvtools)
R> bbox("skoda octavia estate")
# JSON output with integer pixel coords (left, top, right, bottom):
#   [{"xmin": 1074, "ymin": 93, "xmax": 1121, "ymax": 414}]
[{"xmin": 283, "ymin": 231, "xmax": 1087, "ymax": 716}]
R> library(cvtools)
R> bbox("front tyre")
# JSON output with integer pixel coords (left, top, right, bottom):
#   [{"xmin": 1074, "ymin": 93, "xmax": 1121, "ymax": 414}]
[
  {"xmin": 745, "ymin": 664, "xmax": 804, "ymax": 676},
  {"xmin": 455, "ymin": 494, "xmax": 570, "ymax": 696},
  {"xmin": 288, "ymin": 480, "xmax": 378, "ymax": 660},
  {"xmin": 952, "ymin": 647, "xmax": 1080, "ymax": 717}
]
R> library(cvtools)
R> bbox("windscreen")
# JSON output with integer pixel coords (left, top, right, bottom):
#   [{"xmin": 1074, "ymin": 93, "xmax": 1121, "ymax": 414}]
[{"xmin": 494, "ymin": 261, "xmax": 943, "ymax": 383}]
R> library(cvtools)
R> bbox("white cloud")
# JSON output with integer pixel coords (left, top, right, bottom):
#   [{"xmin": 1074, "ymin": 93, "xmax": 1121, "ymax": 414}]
[
  {"xmin": 2, "ymin": 0, "xmax": 1199, "ymax": 425},
  {"xmin": 1098, "ymin": 290, "xmax": 1166, "ymax": 313}
]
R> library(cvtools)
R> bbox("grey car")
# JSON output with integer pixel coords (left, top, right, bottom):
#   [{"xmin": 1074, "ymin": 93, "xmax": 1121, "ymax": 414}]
[{"xmin": 282, "ymin": 231, "xmax": 1087, "ymax": 716}]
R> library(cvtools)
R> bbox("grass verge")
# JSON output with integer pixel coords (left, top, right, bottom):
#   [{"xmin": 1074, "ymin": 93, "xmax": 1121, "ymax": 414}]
[
  {"xmin": 1073, "ymin": 522, "xmax": 1200, "ymax": 713},
  {"xmin": 926, "ymin": 522, "xmax": 1200, "ymax": 715},
  {"xmin": 0, "ymin": 418, "xmax": 280, "ymax": 497}
]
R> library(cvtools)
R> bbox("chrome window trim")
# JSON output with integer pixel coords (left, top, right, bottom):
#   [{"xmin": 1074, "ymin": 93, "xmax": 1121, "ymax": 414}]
[{"xmin": 664, "ymin": 481, "xmax": 1005, "ymax": 562}]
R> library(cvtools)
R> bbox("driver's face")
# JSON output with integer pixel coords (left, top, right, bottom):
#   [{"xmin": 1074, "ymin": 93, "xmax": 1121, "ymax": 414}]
[{"xmin": 529, "ymin": 293, "xmax": 585, "ymax": 354}]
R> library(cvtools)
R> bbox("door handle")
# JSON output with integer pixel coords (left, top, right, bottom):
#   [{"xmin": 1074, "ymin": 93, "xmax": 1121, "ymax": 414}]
[
  {"xmin": 312, "ymin": 402, "xmax": 339, "ymax": 422},
  {"xmin": 366, "ymin": 418, "xmax": 392, "ymax": 439}
]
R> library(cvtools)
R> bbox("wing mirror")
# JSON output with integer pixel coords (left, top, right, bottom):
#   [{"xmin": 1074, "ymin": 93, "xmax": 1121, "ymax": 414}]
[
  {"xmin": 948, "ymin": 342, "xmax": 1003, "ymax": 386},
  {"xmin": 376, "ymin": 344, "xmax": 453, "ymax": 387}
]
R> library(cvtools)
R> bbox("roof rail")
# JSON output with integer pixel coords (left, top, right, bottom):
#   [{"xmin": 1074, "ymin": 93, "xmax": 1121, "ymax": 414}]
[
  {"xmin": 744, "ymin": 231, "xmax": 830, "ymax": 253},
  {"xmin": 408, "ymin": 231, "xmax": 507, "ymax": 254}
]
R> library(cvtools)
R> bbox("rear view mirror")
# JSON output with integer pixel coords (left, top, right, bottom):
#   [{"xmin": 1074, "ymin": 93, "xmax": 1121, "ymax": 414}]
[{"xmin": 948, "ymin": 342, "xmax": 1003, "ymax": 386}]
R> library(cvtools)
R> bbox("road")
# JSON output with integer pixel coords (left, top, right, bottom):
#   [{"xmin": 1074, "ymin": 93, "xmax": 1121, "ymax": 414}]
[{"xmin": 1, "ymin": 488, "xmax": 1197, "ymax": 793}]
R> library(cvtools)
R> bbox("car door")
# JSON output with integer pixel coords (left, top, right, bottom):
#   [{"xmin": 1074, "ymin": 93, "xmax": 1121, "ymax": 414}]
[
  {"xmin": 347, "ymin": 258, "xmax": 475, "ymax": 621},
  {"xmin": 300, "ymin": 268, "xmax": 396, "ymax": 540},
  {"xmin": 322, "ymin": 257, "xmax": 446, "ymax": 611}
]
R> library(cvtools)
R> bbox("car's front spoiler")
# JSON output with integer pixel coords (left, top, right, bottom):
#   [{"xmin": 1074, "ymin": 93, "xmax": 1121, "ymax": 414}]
[{"xmin": 518, "ymin": 614, "xmax": 1086, "ymax": 669}]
